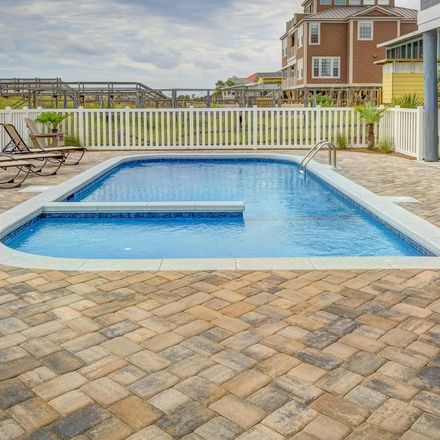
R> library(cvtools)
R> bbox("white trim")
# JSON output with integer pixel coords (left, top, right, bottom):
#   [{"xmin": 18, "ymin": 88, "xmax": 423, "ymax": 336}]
[
  {"xmin": 309, "ymin": 22, "xmax": 320, "ymax": 45},
  {"xmin": 349, "ymin": 20, "xmax": 354, "ymax": 84},
  {"xmin": 297, "ymin": 24, "xmax": 304, "ymax": 49},
  {"xmin": 304, "ymin": 24, "xmax": 308, "ymax": 84},
  {"xmin": 297, "ymin": 58, "xmax": 304, "ymax": 80},
  {"xmin": 358, "ymin": 21, "xmax": 374, "ymax": 40},
  {"xmin": 1, "ymin": 153, "xmax": 439, "ymax": 271},
  {"xmin": 312, "ymin": 57, "xmax": 341, "ymax": 79}
]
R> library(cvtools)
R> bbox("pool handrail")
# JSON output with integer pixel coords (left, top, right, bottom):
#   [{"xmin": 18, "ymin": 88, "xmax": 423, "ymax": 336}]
[{"xmin": 300, "ymin": 140, "xmax": 337, "ymax": 174}]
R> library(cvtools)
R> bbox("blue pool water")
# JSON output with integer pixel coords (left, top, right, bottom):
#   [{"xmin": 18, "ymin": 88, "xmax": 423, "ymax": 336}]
[{"xmin": 4, "ymin": 158, "xmax": 424, "ymax": 259}]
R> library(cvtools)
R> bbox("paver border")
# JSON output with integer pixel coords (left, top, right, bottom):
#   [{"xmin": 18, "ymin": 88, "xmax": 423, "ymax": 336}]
[{"xmin": 1, "ymin": 152, "xmax": 440, "ymax": 271}]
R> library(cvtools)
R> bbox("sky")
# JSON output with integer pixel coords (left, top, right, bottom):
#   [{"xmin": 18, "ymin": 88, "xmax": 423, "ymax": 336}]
[{"xmin": 0, "ymin": 0, "xmax": 419, "ymax": 89}]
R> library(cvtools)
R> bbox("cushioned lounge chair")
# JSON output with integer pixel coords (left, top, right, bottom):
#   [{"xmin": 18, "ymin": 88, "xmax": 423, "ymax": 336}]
[
  {"xmin": 1, "ymin": 123, "xmax": 65, "ymax": 175},
  {"xmin": 25, "ymin": 118, "xmax": 87, "ymax": 165}
]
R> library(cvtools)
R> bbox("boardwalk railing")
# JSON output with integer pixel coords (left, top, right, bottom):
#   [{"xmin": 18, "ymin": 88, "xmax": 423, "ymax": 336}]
[{"xmin": 0, "ymin": 106, "xmax": 425, "ymax": 158}]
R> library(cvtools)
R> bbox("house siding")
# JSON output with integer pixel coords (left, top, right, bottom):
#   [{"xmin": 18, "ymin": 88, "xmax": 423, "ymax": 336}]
[
  {"xmin": 352, "ymin": 20, "xmax": 398, "ymax": 83},
  {"xmin": 306, "ymin": 22, "xmax": 349, "ymax": 84}
]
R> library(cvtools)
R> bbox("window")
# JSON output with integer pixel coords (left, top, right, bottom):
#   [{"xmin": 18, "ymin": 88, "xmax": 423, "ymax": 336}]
[
  {"xmin": 282, "ymin": 39, "xmax": 287, "ymax": 57},
  {"xmin": 309, "ymin": 23, "xmax": 320, "ymax": 44},
  {"xmin": 349, "ymin": 0, "xmax": 361, "ymax": 4},
  {"xmin": 297, "ymin": 58, "xmax": 304, "ymax": 80},
  {"xmin": 358, "ymin": 21, "xmax": 373, "ymax": 40},
  {"xmin": 363, "ymin": 0, "xmax": 375, "ymax": 4},
  {"xmin": 297, "ymin": 25, "xmax": 304, "ymax": 48},
  {"xmin": 312, "ymin": 57, "xmax": 340, "ymax": 78},
  {"xmin": 378, "ymin": 0, "xmax": 390, "ymax": 4},
  {"xmin": 335, "ymin": 0, "xmax": 346, "ymax": 4},
  {"xmin": 320, "ymin": 0, "xmax": 332, "ymax": 4}
]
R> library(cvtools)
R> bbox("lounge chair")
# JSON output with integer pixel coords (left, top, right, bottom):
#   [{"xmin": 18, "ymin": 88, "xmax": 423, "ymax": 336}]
[
  {"xmin": 1, "ymin": 123, "xmax": 66, "ymax": 175},
  {"xmin": 25, "ymin": 118, "xmax": 87, "ymax": 165},
  {"xmin": 0, "ymin": 156, "xmax": 40, "ymax": 188}
]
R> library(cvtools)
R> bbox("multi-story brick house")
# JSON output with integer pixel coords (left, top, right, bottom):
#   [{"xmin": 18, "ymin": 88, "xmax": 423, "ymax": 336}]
[{"xmin": 281, "ymin": 0, "xmax": 417, "ymax": 104}]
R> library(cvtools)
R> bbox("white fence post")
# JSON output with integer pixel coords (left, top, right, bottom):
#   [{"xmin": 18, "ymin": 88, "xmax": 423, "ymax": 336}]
[
  {"xmin": 78, "ymin": 106, "xmax": 85, "ymax": 145},
  {"xmin": 252, "ymin": 106, "xmax": 258, "ymax": 148},
  {"xmin": 5, "ymin": 107, "xmax": 12, "ymax": 124},
  {"xmin": 393, "ymin": 105, "xmax": 400, "ymax": 152},
  {"xmin": 416, "ymin": 106, "xmax": 425, "ymax": 161},
  {"xmin": 189, "ymin": 107, "xmax": 194, "ymax": 148},
  {"xmin": 316, "ymin": 105, "xmax": 321, "ymax": 142},
  {"xmin": 125, "ymin": 107, "xmax": 130, "ymax": 148}
]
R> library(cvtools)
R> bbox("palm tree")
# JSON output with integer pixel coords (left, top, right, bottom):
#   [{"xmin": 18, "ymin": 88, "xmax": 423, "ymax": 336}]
[{"xmin": 355, "ymin": 104, "xmax": 387, "ymax": 149}]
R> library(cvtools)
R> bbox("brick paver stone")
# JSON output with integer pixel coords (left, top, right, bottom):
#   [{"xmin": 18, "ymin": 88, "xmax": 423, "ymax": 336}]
[
  {"xmin": 209, "ymin": 395, "xmax": 266, "ymax": 430},
  {"xmin": 9, "ymin": 397, "xmax": 60, "ymax": 432},
  {"xmin": 110, "ymin": 395, "xmax": 163, "ymax": 430}
]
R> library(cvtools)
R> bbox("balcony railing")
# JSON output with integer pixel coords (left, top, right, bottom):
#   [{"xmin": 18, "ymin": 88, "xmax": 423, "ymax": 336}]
[{"xmin": 282, "ymin": 78, "xmax": 296, "ymax": 89}]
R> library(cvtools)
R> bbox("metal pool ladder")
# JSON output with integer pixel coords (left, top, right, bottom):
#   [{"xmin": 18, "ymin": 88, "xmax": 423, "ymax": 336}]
[{"xmin": 300, "ymin": 140, "xmax": 337, "ymax": 174}]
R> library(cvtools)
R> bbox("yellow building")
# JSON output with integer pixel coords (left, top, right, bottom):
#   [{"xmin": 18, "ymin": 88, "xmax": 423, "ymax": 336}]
[
  {"xmin": 376, "ymin": 30, "xmax": 434, "ymax": 104},
  {"xmin": 380, "ymin": 61, "xmax": 424, "ymax": 104}
]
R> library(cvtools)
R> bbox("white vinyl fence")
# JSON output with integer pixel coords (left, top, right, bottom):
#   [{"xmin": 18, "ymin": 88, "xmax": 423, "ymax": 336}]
[
  {"xmin": 378, "ymin": 106, "xmax": 424, "ymax": 160},
  {"xmin": 0, "ymin": 106, "xmax": 425, "ymax": 159}
]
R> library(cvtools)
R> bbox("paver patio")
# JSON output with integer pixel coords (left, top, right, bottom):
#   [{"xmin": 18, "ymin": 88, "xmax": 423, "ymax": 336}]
[{"xmin": 0, "ymin": 150, "xmax": 439, "ymax": 439}]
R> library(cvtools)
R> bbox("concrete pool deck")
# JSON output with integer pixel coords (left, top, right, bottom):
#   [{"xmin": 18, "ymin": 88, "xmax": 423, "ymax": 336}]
[{"xmin": 0, "ymin": 150, "xmax": 439, "ymax": 439}]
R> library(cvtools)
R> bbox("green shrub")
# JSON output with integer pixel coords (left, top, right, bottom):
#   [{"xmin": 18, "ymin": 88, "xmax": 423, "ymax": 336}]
[
  {"xmin": 392, "ymin": 94, "xmax": 423, "ymax": 109},
  {"xmin": 64, "ymin": 134, "xmax": 82, "ymax": 147},
  {"xmin": 376, "ymin": 138, "xmax": 394, "ymax": 154},
  {"xmin": 336, "ymin": 131, "xmax": 347, "ymax": 149},
  {"xmin": 315, "ymin": 93, "xmax": 335, "ymax": 107}
]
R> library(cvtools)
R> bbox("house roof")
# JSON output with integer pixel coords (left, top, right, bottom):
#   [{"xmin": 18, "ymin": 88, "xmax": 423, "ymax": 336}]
[
  {"xmin": 281, "ymin": 6, "xmax": 417, "ymax": 39},
  {"xmin": 303, "ymin": 6, "xmax": 417, "ymax": 21},
  {"xmin": 250, "ymin": 72, "xmax": 282, "ymax": 78}
]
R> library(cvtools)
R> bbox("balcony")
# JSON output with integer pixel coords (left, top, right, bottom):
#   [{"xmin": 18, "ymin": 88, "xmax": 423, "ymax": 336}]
[{"xmin": 282, "ymin": 78, "xmax": 296, "ymax": 89}]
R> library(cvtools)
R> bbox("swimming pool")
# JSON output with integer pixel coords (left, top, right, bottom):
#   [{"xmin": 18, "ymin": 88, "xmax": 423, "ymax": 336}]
[{"xmin": 2, "ymin": 158, "xmax": 429, "ymax": 260}]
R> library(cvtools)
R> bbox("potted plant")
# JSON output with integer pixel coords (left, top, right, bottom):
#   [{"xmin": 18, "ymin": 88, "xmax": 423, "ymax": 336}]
[
  {"xmin": 35, "ymin": 112, "xmax": 70, "ymax": 133},
  {"xmin": 355, "ymin": 104, "xmax": 387, "ymax": 149}
]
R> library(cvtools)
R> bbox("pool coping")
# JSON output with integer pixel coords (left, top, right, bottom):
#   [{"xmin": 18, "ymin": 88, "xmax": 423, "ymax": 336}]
[{"xmin": 1, "ymin": 152, "xmax": 440, "ymax": 271}]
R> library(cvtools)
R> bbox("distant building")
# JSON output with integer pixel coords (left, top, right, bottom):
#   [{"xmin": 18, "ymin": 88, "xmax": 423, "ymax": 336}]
[
  {"xmin": 280, "ymin": 0, "xmax": 418, "ymax": 105},
  {"xmin": 376, "ymin": 30, "xmax": 427, "ymax": 103},
  {"xmin": 220, "ymin": 72, "xmax": 282, "ymax": 105},
  {"xmin": 246, "ymin": 72, "xmax": 282, "ymax": 86}
]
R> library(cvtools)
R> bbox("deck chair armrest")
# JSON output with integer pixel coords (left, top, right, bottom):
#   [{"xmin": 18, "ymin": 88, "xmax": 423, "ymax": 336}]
[{"xmin": 0, "ymin": 153, "xmax": 15, "ymax": 160}]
